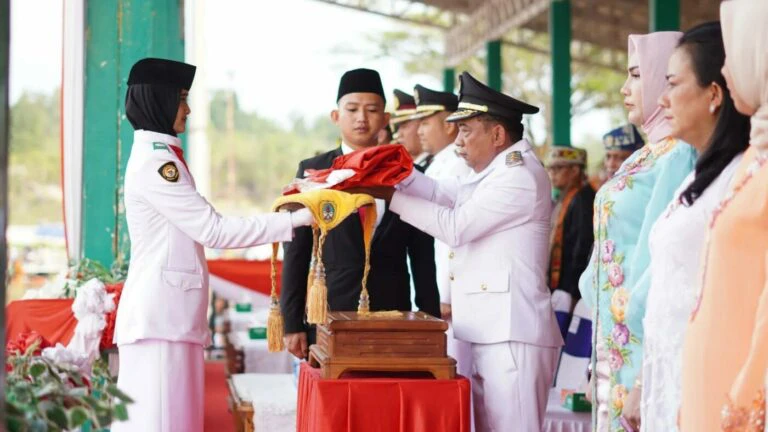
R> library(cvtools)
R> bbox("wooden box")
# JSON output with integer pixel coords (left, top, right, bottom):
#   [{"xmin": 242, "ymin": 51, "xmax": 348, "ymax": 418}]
[{"xmin": 308, "ymin": 311, "xmax": 456, "ymax": 379}]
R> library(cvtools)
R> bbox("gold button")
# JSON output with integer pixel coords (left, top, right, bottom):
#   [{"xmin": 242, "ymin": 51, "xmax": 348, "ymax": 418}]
[
  {"xmin": 449, "ymin": 274, "xmax": 454, "ymax": 281},
  {"xmin": 448, "ymin": 251, "xmax": 455, "ymax": 259},
  {"xmin": 481, "ymin": 283, "xmax": 487, "ymax": 291}
]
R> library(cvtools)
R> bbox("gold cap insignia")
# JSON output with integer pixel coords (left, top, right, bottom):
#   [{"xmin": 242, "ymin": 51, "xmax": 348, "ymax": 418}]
[
  {"xmin": 158, "ymin": 161, "xmax": 179, "ymax": 182},
  {"xmin": 506, "ymin": 151, "xmax": 523, "ymax": 167},
  {"xmin": 413, "ymin": 89, "xmax": 420, "ymax": 105}
]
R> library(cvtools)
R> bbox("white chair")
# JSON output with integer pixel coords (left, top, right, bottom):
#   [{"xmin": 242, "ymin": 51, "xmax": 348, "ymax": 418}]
[
  {"xmin": 551, "ymin": 289, "xmax": 574, "ymax": 341},
  {"xmin": 553, "ymin": 299, "xmax": 592, "ymax": 391}
]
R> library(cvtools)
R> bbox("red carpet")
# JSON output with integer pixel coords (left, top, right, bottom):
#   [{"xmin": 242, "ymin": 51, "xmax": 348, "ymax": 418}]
[{"xmin": 205, "ymin": 361, "xmax": 235, "ymax": 431}]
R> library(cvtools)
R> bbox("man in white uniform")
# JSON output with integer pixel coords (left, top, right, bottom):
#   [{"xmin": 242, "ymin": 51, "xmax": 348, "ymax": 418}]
[
  {"xmin": 389, "ymin": 89, "xmax": 431, "ymax": 168},
  {"xmin": 113, "ymin": 58, "xmax": 312, "ymax": 432},
  {"xmin": 408, "ymin": 84, "xmax": 473, "ymax": 378},
  {"xmin": 372, "ymin": 72, "xmax": 564, "ymax": 432}
]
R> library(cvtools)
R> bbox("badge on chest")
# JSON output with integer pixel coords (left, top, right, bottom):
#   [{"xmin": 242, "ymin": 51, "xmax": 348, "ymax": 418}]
[{"xmin": 158, "ymin": 162, "xmax": 180, "ymax": 183}]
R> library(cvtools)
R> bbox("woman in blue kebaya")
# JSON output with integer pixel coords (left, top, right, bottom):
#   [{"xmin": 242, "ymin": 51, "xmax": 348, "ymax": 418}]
[{"xmin": 578, "ymin": 32, "xmax": 697, "ymax": 432}]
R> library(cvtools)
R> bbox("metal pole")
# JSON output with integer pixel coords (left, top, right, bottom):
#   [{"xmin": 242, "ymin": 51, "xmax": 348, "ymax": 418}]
[
  {"xmin": 486, "ymin": 40, "xmax": 502, "ymax": 91},
  {"xmin": 649, "ymin": 0, "xmax": 680, "ymax": 31},
  {"xmin": 0, "ymin": 0, "xmax": 11, "ymax": 421},
  {"xmin": 550, "ymin": 0, "xmax": 572, "ymax": 146},
  {"xmin": 443, "ymin": 68, "xmax": 456, "ymax": 93}
]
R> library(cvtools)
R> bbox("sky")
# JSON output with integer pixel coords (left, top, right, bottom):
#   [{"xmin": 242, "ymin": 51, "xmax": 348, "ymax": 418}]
[{"xmin": 10, "ymin": 0, "xmax": 610, "ymax": 145}]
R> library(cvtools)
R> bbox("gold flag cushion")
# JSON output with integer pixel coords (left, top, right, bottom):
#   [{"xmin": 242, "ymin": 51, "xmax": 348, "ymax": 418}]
[
  {"xmin": 266, "ymin": 190, "xmax": 379, "ymax": 352},
  {"xmin": 271, "ymin": 189, "xmax": 376, "ymax": 233}
]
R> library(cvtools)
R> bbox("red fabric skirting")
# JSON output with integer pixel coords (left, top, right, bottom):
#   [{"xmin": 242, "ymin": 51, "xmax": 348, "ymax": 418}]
[
  {"xmin": 206, "ymin": 259, "xmax": 281, "ymax": 297},
  {"xmin": 296, "ymin": 363, "xmax": 471, "ymax": 432},
  {"xmin": 5, "ymin": 283, "xmax": 123, "ymax": 350},
  {"xmin": 6, "ymin": 299, "xmax": 77, "ymax": 347}
]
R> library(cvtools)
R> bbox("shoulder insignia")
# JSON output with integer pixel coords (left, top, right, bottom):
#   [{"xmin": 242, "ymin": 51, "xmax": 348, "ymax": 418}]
[
  {"xmin": 158, "ymin": 162, "xmax": 180, "ymax": 182},
  {"xmin": 506, "ymin": 151, "xmax": 524, "ymax": 167},
  {"xmin": 153, "ymin": 142, "xmax": 171, "ymax": 152}
]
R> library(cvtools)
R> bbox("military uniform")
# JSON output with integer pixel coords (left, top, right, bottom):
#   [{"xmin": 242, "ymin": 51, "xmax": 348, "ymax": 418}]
[
  {"xmin": 390, "ymin": 89, "xmax": 431, "ymax": 168},
  {"xmin": 389, "ymin": 72, "xmax": 563, "ymax": 432},
  {"xmin": 411, "ymin": 84, "xmax": 474, "ymax": 379},
  {"xmin": 113, "ymin": 59, "xmax": 309, "ymax": 432}
]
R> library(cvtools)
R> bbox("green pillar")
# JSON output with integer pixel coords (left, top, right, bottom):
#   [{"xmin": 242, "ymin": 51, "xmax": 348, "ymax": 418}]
[
  {"xmin": 486, "ymin": 40, "xmax": 502, "ymax": 91},
  {"xmin": 650, "ymin": 0, "xmax": 680, "ymax": 31},
  {"xmin": 443, "ymin": 68, "xmax": 456, "ymax": 93},
  {"xmin": 82, "ymin": 0, "xmax": 184, "ymax": 267},
  {"xmin": 550, "ymin": 0, "xmax": 572, "ymax": 146}
]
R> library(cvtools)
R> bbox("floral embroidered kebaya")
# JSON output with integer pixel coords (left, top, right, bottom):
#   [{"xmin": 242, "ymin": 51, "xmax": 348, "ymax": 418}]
[{"xmin": 579, "ymin": 138, "xmax": 696, "ymax": 431}]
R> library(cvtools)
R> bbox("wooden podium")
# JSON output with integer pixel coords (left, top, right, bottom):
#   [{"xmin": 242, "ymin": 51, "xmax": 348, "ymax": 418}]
[{"xmin": 307, "ymin": 311, "xmax": 456, "ymax": 379}]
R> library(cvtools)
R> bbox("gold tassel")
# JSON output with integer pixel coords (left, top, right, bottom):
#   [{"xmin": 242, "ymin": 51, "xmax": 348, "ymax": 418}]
[
  {"xmin": 306, "ymin": 233, "xmax": 328, "ymax": 324},
  {"xmin": 306, "ymin": 226, "xmax": 319, "ymax": 298},
  {"xmin": 357, "ymin": 204, "xmax": 376, "ymax": 314},
  {"xmin": 267, "ymin": 243, "xmax": 285, "ymax": 352}
]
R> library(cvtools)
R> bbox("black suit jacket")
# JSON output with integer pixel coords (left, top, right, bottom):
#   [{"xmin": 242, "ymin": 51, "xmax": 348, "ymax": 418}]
[
  {"xmin": 280, "ymin": 147, "xmax": 440, "ymax": 334},
  {"xmin": 556, "ymin": 183, "xmax": 596, "ymax": 302}
]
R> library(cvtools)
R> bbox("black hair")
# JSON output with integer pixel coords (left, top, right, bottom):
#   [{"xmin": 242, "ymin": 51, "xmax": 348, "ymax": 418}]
[
  {"xmin": 478, "ymin": 113, "xmax": 524, "ymax": 143},
  {"xmin": 677, "ymin": 21, "xmax": 750, "ymax": 206}
]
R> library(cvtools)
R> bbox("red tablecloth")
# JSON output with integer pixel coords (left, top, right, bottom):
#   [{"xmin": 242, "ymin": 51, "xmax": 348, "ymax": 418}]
[
  {"xmin": 296, "ymin": 362, "xmax": 471, "ymax": 432},
  {"xmin": 207, "ymin": 259, "xmax": 281, "ymax": 296},
  {"xmin": 5, "ymin": 283, "xmax": 123, "ymax": 350},
  {"xmin": 6, "ymin": 299, "xmax": 77, "ymax": 347}
]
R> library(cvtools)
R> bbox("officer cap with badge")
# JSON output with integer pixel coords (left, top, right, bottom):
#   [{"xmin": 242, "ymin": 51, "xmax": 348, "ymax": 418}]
[
  {"xmin": 602, "ymin": 124, "xmax": 644, "ymax": 153},
  {"xmin": 390, "ymin": 89, "xmax": 417, "ymax": 125},
  {"xmin": 446, "ymin": 72, "xmax": 539, "ymax": 124},
  {"xmin": 409, "ymin": 84, "xmax": 459, "ymax": 121},
  {"xmin": 447, "ymin": 72, "xmax": 539, "ymax": 168}
]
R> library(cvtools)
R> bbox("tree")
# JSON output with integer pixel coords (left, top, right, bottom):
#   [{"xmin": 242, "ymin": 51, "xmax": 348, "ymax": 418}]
[
  {"xmin": 8, "ymin": 90, "xmax": 62, "ymax": 224},
  {"xmin": 356, "ymin": 26, "xmax": 627, "ymax": 149}
]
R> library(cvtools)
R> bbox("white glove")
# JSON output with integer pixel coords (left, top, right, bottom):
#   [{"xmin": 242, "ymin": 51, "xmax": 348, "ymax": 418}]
[
  {"xmin": 289, "ymin": 208, "xmax": 314, "ymax": 228},
  {"xmin": 396, "ymin": 169, "xmax": 420, "ymax": 190}
]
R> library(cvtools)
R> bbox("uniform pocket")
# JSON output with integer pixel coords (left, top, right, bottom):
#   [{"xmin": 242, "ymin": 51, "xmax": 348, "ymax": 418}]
[
  {"xmin": 462, "ymin": 269, "xmax": 510, "ymax": 294},
  {"xmin": 162, "ymin": 269, "xmax": 203, "ymax": 291},
  {"xmin": 166, "ymin": 225, "xmax": 198, "ymax": 272}
]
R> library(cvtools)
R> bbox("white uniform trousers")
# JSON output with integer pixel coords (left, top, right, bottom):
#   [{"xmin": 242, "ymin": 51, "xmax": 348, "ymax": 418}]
[
  {"xmin": 470, "ymin": 340, "xmax": 558, "ymax": 432},
  {"xmin": 447, "ymin": 320, "xmax": 473, "ymax": 378},
  {"xmin": 111, "ymin": 339, "xmax": 204, "ymax": 432}
]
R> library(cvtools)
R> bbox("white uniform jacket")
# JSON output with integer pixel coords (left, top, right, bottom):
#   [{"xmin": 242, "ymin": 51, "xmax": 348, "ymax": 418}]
[
  {"xmin": 115, "ymin": 130, "xmax": 294, "ymax": 346},
  {"xmin": 390, "ymin": 139, "xmax": 564, "ymax": 347},
  {"xmin": 424, "ymin": 143, "xmax": 471, "ymax": 303}
]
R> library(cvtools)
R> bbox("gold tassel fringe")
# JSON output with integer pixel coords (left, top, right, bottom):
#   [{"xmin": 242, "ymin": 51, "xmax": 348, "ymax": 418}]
[
  {"xmin": 306, "ymin": 233, "xmax": 328, "ymax": 324},
  {"xmin": 266, "ymin": 243, "xmax": 285, "ymax": 352}
]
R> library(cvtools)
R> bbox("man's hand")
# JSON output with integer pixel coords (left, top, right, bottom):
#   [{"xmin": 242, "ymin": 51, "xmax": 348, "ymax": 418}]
[
  {"xmin": 440, "ymin": 303, "xmax": 452, "ymax": 320},
  {"xmin": 343, "ymin": 186, "xmax": 395, "ymax": 202},
  {"xmin": 284, "ymin": 332, "xmax": 308, "ymax": 359},
  {"xmin": 621, "ymin": 384, "xmax": 642, "ymax": 431}
]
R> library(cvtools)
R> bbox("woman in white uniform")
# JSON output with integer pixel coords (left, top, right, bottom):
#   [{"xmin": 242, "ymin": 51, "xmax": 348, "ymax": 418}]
[{"xmin": 112, "ymin": 58, "xmax": 312, "ymax": 432}]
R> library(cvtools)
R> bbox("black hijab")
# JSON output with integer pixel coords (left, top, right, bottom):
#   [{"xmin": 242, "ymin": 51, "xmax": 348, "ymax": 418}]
[{"xmin": 125, "ymin": 84, "xmax": 181, "ymax": 137}]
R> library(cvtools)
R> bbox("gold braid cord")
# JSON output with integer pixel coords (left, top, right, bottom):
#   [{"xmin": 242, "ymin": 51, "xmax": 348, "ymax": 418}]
[{"xmin": 266, "ymin": 242, "xmax": 284, "ymax": 352}]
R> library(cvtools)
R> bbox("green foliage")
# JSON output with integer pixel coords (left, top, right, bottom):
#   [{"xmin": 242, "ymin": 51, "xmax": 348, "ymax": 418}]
[
  {"xmin": 207, "ymin": 89, "xmax": 336, "ymax": 209},
  {"xmin": 63, "ymin": 258, "xmax": 128, "ymax": 298},
  {"xmin": 9, "ymin": 90, "xmax": 62, "ymax": 225},
  {"xmin": 5, "ymin": 341, "xmax": 132, "ymax": 432}
]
